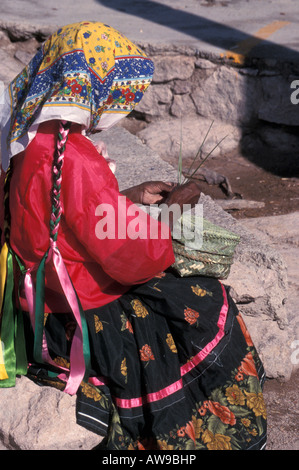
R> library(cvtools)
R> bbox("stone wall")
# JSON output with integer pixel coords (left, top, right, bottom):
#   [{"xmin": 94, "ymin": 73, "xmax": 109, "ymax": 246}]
[
  {"xmin": 0, "ymin": 27, "xmax": 298, "ymax": 169},
  {"xmin": 133, "ymin": 46, "xmax": 299, "ymax": 173}
]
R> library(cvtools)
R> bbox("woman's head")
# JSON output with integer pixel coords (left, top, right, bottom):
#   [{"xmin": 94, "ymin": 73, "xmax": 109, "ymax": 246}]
[{"xmin": 0, "ymin": 21, "xmax": 154, "ymax": 170}]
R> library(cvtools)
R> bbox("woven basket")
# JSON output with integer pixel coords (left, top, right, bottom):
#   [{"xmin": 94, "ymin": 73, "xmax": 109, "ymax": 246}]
[{"xmin": 171, "ymin": 216, "xmax": 240, "ymax": 279}]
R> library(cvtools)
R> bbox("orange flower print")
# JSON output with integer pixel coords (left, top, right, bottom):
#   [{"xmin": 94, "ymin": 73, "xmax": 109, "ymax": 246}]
[
  {"xmin": 126, "ymin": 320, "xmax": 134, "ymax": 334},
  {"xmin": 239, "ymin": 352, "xmax": 259, "ymax": 378},
  {"xmin": 157, "ymin": 440, "xmax": 174, "ymax": 450},
  {"xmin": 137, "ymin": 441, "xmax": 145, "ymax": 450},
  {"xmin": 206, "ymin": 400, "xmax": 236, "ymax": 426},
  {"xmin": 236, "ymin": 313, "xmax": 254, "ymax": 347},
  {"xmin": 198, "ymin": 405, "xmax": 207, "ymax": 416},
  {"xmin": 177, "ymin": 426, "xmax": 186, "ymax": 437},
  {"xmin": 120, "ymin": 312, "xmax": 134, "ymax": 333},
  {"xmin": 241, "ymin": 418, "xmax": 251, "ymax": 428},
  {"xmin": 191, "ymin": 285, "xmax": 212, "ymax": 297},
  {"xmin": 184, "ymin": 307, "xmax": 199, "ymax": 325},
  {"xmin": 185, "ymin": 421, "xmax": 196, "ymax": 444},
  {"xmin": 140, "ymin": 344, "xmax": 155, "ymax": 362},
  {"xmin": 235, "ymin": 371, "xmax": 244, "ymax": 381},
  {"xmin": 192, "ymin": 416, "xmax": 204, "ymax": 439},
  {"xmin": 94, "ymin": 314, "xmax": 103, "ymax": 333},
  {"xmin": 120, "ymin": 358, "xmax": 127, "ymax": 377}
]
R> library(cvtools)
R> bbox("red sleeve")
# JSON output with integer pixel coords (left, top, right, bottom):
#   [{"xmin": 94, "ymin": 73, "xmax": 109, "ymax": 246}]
[
  {"xmin": 0, "ymin": 171, "xmax": 4, "ymax": 246},
  {"xmin": 62, "ymin": 135, "xmax": 175, "ymax": 285}
]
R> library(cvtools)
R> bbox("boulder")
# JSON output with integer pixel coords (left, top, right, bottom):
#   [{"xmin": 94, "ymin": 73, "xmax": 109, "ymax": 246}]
[
  {"xmin": 134, "ymin": 83, "xmax": 173, "ymax": 118},
  {"xmin": 0, "ymin": 31, "xmax": 40, "ymax": 86},
  {"xmin": 238, "ymin": 211, "xmax": 299, "ymax": 351},
  {"xmin": 199, "ymin": 194, "xmax": 295, "ymax": 381},
  {"xmin": 0, "ymin": 376, "xmax": 102, "ymax": 450},
  {"xmin": 152, "ymin": 55, "xmax": 195, "ymax": 83},
  {"xmin": 137, "ymin": 116, "xmax": 242, "ymax": 161},
  {"xmin": 0, "ymin": 48, "xmax": 24, "ymax": 86},
  {"xmin": 191, "ymin": 65, "xmax": 262, "ymax": 126}
]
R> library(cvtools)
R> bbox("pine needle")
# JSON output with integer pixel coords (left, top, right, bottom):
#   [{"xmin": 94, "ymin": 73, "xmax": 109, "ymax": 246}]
[
  {"xmin": 185, "ymin": 134, "xmax": 227, "ymax": 182},
  {"xmin": 183, "ymin": 120, "xmax": 214, "ymax": 183}
]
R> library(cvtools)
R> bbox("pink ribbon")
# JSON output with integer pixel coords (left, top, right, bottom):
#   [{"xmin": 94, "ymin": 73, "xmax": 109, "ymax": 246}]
[
  {"xmin": 51, "ymin": 241, "xmax": 87, "ymax": 394},
  {"xmin": 24, "ymin": 240, "xmax": 87, "ymax": 395}
]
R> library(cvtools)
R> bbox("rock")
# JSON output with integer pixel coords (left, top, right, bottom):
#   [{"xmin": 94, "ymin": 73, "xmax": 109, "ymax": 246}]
[
  {"xmin": 263, "ymin": 370, "xmax": 299, "ymax": 451},
  {"xmin": 152, "ymin": 55, "xmax": 195, "ymax": 83},
  {"xmin": 14, "ymin": 49, "xmax": 34, "ymax": 66},
  {"xmin": 0, "ymin": 21, "xmax": 53, "ymax": 42},
  {"xmin": 172, "ymin": 80, "xmax": 192, "ymax": 95},
  {"xmin": 170, "ymin": 93, "xmax": 196, "ymax": 118},
  {"xmin": 215, "ymin": 199, "xmax": 265, "ymax": 210},
  {"xmin": 191, "ymin": 65, "xmax": 262, "ymax": 125},
  {"xmin": 137, "ymin": 116, "xmax": 242, "ymax": 161},
  {"xmin": 0, "ymin": 376, "xmax": 102, "ymax": 450},
  {"xmin": 195, "ymin": 58, "xmax": 218, "ymax": 69},
  {"xmin": 239, "ymin": 212, "xmax": 299, "ymax": 339},
  {"xmin": 0, "ymin": 36, "xmax": 39, "ymax": 85},
  {"xmin": 97, "ymin": 124, "xmax": 178, "ymax": 189},
  {"xmin": 0, "ymin": 30, "xmax": 15, "ymax": 51},
  {"xmin": 255, "ymin": 123, "xmax": 299, "ymax": 155},
  {"xmin": 0, "ymin": 48, "xmax": 24, "ymax": 86},
  {"xmin": 201, "ymin": 195, "xmax": 297, "ymax": 380},
  {"xmin": 134, "ymin": 83, "xmax": 173, "ymax": 118}
]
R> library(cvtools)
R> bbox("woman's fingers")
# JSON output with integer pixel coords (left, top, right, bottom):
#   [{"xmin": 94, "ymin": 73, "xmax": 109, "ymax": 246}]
[{"xmin": 162, "ymin": 181, "xmax": 201, "ymax": 207}]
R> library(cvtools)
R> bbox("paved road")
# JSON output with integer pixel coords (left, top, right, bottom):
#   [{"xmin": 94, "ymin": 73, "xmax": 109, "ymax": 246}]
[{"xmin": 0, "ymin": 0, "xmax": 298, "ymax": 61}]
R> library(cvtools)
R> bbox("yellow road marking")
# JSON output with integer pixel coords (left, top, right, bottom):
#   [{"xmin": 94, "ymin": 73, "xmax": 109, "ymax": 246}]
[{"xmin": 221, "ymin": 20, "xmax": 291, "ymax": 64}]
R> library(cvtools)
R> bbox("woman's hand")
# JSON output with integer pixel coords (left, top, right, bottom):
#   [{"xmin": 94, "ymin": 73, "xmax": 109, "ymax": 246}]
[
  {"xmin": 121, "ymin": 181, "xmax": 175, "ymax": 205},
  {"xmin": 159, "ymin": 181, "xmax": 202, "ymax": 231},
  {"xmin": 162, "ymin": 180, "xmax": 201, "ymax": 209},
  {"xmin": 121, "ymin": 180, "xmax": 201, "ymax": 231}
]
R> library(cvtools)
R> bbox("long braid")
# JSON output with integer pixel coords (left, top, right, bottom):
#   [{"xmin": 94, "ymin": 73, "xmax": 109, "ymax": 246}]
[
  {"xmin": 50, "ymin": 120, "xmax": 71, "ymax": 243},
  {"xmin": 3, "ymin": 159, "xmax": 13, "ymax": 246},
  {"xmin": 2, "ymin": 121, "xmax": 71, "ymax": 248},
  {"xmin": 0, "ymin": 119, "xmax": 90, "ymax": 391}
]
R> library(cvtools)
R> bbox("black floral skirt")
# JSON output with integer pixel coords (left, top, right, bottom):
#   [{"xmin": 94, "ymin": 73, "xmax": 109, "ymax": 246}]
[{"xmin": 24, "ymin": 272, "xmax": 267, "ymax": 450}]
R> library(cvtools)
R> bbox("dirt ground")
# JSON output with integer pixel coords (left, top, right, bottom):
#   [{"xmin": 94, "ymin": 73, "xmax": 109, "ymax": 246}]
[
  {"xmin": 183, "ymin": 149, "xmax": 299, "ymax": 220},
  {"xmin": 122, "ymin": 116, "xmax": 299, "ymax": 222}
]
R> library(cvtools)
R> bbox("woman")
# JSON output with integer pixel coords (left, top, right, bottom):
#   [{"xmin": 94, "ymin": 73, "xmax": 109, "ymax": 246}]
[{"xmin": 0, "ymin": 22, "xmax": 267, "ymax": 450}]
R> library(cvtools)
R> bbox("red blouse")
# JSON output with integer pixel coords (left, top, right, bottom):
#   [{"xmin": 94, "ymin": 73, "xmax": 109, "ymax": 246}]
[{"xmin": 0, "ymin": 121, "xmax": 175, "ymax": 312}]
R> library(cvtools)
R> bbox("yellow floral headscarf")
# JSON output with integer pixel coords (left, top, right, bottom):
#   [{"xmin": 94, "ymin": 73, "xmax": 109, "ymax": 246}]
[{"xmin": 0, "ymin": 21, "xmax": 154, "ymax": 170}]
